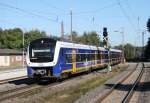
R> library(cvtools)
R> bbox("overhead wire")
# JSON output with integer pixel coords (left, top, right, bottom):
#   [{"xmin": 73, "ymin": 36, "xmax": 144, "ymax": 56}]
[
  {"xmin": 0, "ymin": 2, "xmax": 60, "ymax": 23},
  {"xmin": 125, "ymin": 0, "xmax": 139, "ymax": 31},
  {"xmin": 125, "ymin": 0, "xmax": 136, "ymax": 18},
  {"xmin": 39, "ymin": 0, "xmax": 67, "ymax": 13},
  {"xmin": 116, "ymin": 0, "xmax": 137, "ymax": 32},
  {"xmin": 73, "ymin": 1, "xmax": 122, "ymax": 15}
]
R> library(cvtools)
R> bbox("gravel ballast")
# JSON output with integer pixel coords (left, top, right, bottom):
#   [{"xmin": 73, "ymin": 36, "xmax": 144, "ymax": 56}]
[{"xmin": 74, "ymin": 63, "xmax": 137, "ymax": 103}]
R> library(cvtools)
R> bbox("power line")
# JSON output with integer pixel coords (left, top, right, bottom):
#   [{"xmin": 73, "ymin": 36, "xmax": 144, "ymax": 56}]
[
  {"xmin": 125, "ymin": 0, "xmax": 136, "ymax": 18},
  {"xmin": 125, "ymin": 0, "xmax": 139, "ymax": 31},
  {"xmin": 116, "ymin": 0, "xmax": 137, "ymax": 31},
  {"xmin": 39, "ymin": 0, "xmax": 67, "ymax": 13},
  {"xmin": 0, "ymin": 2, "xmax": 60, "ymax": 23},
  {"xmin": 73, "ymin": 1, "xmax": 122, "ymax": 15}
]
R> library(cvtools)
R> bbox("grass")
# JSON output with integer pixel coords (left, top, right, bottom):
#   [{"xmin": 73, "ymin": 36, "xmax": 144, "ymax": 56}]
[
  {"xmin": 44, "ymin": 65, "xmax": 126, "ymax": 103},
  {"xmin": 53, "ymin": 76, "xmax": 110, "ymax": 103},
  {"xmin": 42, "ymin": 76, "xmax": 110, "ymax": 103},
  {"xmin": 18, "ymin": 64, "xmax": 127, "ymax": 103}
]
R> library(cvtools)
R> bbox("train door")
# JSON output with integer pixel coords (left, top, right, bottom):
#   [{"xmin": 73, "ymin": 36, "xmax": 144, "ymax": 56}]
[{"xmin": 72, "ymin": 50, "xmax": 76, "ymax": 72}]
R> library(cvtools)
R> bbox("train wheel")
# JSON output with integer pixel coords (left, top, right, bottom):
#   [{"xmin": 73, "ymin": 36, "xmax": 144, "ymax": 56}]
[{"xmin": 56, "ymin": 76, "xmax": 63, "ymax": 82}]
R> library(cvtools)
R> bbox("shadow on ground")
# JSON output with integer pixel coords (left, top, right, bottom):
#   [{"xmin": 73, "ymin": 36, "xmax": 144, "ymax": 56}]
[{"xmin": 105, "ymin": 81, "xmax": 150, "ymax": 92}]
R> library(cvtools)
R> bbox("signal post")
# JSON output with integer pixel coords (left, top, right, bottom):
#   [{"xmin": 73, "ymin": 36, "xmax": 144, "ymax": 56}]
[{"xmin": 103, "ymin": 27, "xmax": 111, "ymax": 72}]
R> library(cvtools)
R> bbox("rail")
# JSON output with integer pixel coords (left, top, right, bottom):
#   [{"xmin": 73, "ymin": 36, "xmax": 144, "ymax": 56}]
[
  {"xmin": 95, "ymin": 63, "xmax": 139, "ymax": 103},
  {"xmin": 122, "ymin": 62, "xmax": 144, "ymax": 103}
]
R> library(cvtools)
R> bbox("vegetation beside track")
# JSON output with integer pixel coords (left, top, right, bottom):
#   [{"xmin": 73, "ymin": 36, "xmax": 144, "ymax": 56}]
[
  {"xmin": 15, "ymin": 64, "xmax": 127, "ymax": 103},
  {"xmin": 44, "ymin": 65, "xmax": 127, "ymax": 103}
]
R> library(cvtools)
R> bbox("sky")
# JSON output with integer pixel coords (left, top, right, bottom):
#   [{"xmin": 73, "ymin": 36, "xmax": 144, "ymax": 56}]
[{"xmin": 0, "ymin": 0, "xmax": 149, "ymax": 46}]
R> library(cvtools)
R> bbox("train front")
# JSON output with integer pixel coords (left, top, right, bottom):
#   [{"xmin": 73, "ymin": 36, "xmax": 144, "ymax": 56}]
[{"xmin": 26, "ymin": 38, "xmax": 56, "ymax": 78}]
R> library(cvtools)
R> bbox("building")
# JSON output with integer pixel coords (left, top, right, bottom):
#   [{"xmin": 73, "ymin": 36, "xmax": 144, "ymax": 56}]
[{"xmin": 0, "ymin": 49, "xmax": 25, "ymax": 66}]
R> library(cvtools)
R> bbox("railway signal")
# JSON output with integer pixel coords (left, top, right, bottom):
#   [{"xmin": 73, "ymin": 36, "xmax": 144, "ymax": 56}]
[
  {"xmin": 102, "ymin": 27, "xmax": 111, "ymax": 72},
  {"xmin": 103, "ymin": 27, "xmax": 108, "ymax": 37},
  {"xmin": 103, "ymin": 27, "xmax": 108, "ymax": 48}
]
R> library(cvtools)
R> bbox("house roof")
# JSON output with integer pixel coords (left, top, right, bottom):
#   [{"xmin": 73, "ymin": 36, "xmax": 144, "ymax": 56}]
[{"xmin": 0, "ymin": 49, "xmax": 24, "ymax": 55}]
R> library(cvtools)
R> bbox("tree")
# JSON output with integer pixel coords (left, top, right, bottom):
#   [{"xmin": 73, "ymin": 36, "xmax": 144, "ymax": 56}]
[
  {"xmin": 24, "ymin": 29, "xmax": 47, "ymax": 47},
  {"xmin": 0, "ymin": 28, "xmax": 3, "ymax": 48},
  {"xmin": 72, "ymin": 31, "xmax": 78, "ymax": 41},
  {"xmin": 0, "ymin": 28, "xmax": 103, "ymax": 49},
  {"xmin": 124, "ymin": 43, "xmax": 135, "ymax": 60},
  {"xmin": 144, "ymin": 38, "xmax": 150, "ymax": 59},
  {"xmin": 78, "ymin": 31, "xmax": 102, "ymax": 46},
  {"xmin": 114, "ymin": 43, "xmax": 136, "ymax": 61},
  {"xmin": 147, "ymin": 18, "xmax": 150, "ymax": 32},
  {"xmin": 1, "ymin": 28, "xmax": 23, "ymax": 49},
  {"xmin": 67, "ymin": 31, "xmax": 102, "ymax": 46},
  {"xmin": 79, "ymin": 32, "xmax": 88, "ymax": 44},
  {"xmin": 0, "ymin": 28, "xmax": 47, "ymax": 49},
  {"xmin": 145, "ymin": 18, "xmax": 150, "ymax": 60}
]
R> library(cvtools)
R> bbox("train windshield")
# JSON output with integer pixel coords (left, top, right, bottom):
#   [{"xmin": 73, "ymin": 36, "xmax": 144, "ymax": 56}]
[{"xmin": 29, "ymin": 38, "xmax": 56, "ymax": 63}]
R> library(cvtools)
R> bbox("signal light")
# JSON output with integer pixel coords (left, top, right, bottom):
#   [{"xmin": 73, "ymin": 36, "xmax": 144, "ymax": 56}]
[{"xmin": 103, "ymin": 27, "xmax": 108, "ymax": 37}]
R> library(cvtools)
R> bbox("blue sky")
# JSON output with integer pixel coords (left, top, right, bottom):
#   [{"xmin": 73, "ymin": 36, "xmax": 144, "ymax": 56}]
[{"xmin": 0, "ymin": 0, "xmax": 149, "ymax": 46}]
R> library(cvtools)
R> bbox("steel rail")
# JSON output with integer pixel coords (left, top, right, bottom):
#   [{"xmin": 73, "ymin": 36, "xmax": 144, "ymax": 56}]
[
  {"xmin": 122, "ymin": 63, "xmax": 144, "ymax": 103},
  {"xmin": 0, "ymin": 76, "xmax": 27, "ymax": 84},
  {"xmin": 96, "ymin": 63, "xmax": 139, "ymax": 103}
]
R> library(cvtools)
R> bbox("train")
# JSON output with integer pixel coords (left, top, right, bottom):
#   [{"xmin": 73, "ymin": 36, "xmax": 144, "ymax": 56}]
[{"xmin": 26, "ymin": 38, "xmax": 122, "ymax": 79}]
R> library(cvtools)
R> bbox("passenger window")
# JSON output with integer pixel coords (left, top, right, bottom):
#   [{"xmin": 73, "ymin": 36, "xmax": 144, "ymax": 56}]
[{"xmin": 66, "ymin": 53, "xmax": 72, "ymax": 63}]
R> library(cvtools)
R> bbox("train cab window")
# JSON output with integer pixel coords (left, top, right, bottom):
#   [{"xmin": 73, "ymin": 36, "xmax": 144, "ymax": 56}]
[{"xmin": 29, "ymin": 38, "xmax": 56, "ymax": 63}]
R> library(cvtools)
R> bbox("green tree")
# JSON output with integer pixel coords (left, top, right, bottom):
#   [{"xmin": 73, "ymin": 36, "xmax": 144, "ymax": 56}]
[
  {"xmin": 72, "ymin": 31, "xmax": 78, "ymax": 41},
  {"xmin": 114, "ymin": 43, "xmax": 136, "ymax": 61},
  {"xmin": 78, "ymin": 31, "xmax": 102, "ymax": 46},
  {"xmin": 0, "ymin": 28, "xmax": 3, "ymax": 48},
  {"xmin": 124, "ymin": 43, "xmax": 135, "ymax": 60},
  {"xmin": 79, "ymin": 32, "xmax": 88, "ymax": 44},
  {"xmin": 87, "ymin": 31, "xmax": 100, "ymax": 46},
  {"xmin": 144, "ymin": 18, "xmax": 150, "ymax": 60},
  {"xmin": 147, "ymin": 18, "xmax": 150, "ymax": 32},
  {"xmin": 1, "ymin": 28, "xmax": 23, "ymax": 49},
  {"xmin": 0, "ymin": 28, "xmax": 48, "ymax": 49},
  {"xmin": 67, "ymin": 31, "xmax": 102, "ymax": 46},
  {"xmin": 24, "ymin": 29, "xmax": 47, "ymax": 47},
  {"xmin": 144, "ymin": 38, "xmax": 150, "ymax": 59}
]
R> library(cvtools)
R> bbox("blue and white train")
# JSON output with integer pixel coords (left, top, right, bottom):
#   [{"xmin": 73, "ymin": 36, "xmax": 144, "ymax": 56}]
[{"xmin": 26, "ymin": 38, "xmax": 122, "ymax": 79}]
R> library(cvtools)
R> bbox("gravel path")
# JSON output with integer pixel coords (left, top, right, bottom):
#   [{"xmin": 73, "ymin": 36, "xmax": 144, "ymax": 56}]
[
  {"xmin": 100, "ymin": 64, "xmax": 141, "ymax": 103},
  {"xmin": 74, "ymin": 63, "xmax": 137, "ymax": 103},
  {"xmin": 135, "ymin": 62, "xmax": 150, "ymax": 103}
]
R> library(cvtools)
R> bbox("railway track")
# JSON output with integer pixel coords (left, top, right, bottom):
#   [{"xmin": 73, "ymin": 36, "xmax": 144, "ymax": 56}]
[
  {"xmin": 0, "ymin": 76, "xmax": 27, "ymax": 84},
  {"xmin": 0, "ymin": 72, "xmax": 93, "ymax": 101},
  {"xmin": 121, "ymin": 63, "xmax": 144, "ymax": 103},
  {"xmin": 0, "ymin": 64, "xmax": 128, "ymax": 102},
  {"xmin": 0, "ymin": 77, "xmax": 62, "ymax": 102},
  {"xmin": 96, "ymin": 63, "xmax": 144, "ymax": 103},
  {"xmin": 0, "ymin": 83, "xmax": 40, "ymax": 101}
]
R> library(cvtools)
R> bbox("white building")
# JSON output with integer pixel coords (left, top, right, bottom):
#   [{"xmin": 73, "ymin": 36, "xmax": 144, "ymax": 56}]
[{"xmin": 0, "ymin": 49, "xmax": 25, "ymax": 66}]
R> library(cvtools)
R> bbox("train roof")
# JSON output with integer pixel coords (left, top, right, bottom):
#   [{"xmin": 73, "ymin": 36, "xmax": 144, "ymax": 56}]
[
  {"xmin": 29, "ymin": 38, "xmax": 57, "ymax": 45},
  {"xmin": 57, "ymin": 40, "xmax": 106, "ymax": 50},
  {"xmin": 110, "ymin": 48, "xmax": 122, "ymax": 52},
  {"xmin": 29, "ymin": 38, "xmax": 121, "ymax": 52}
]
